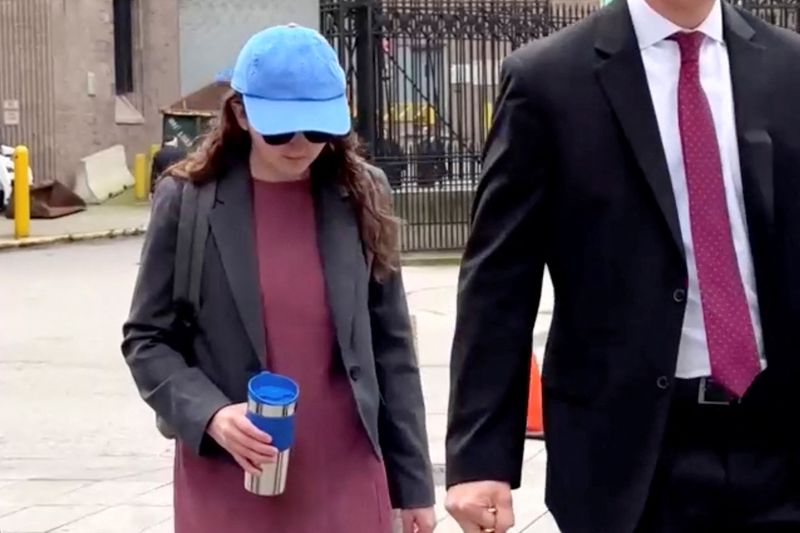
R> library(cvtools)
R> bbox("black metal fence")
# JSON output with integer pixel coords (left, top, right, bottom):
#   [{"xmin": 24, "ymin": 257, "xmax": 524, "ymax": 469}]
[
  {"xmin": 735, "ymin": 0, "xmax": 799, "ymax": 31},
  {"xmin": 321, "ymin": 0, "xmax": 799, "ymax": 251}
]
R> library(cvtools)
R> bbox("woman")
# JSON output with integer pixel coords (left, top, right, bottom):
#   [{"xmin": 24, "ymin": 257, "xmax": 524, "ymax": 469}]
[{"xmin": 122, "ymin": 24, "xmax": 436, "ymax": 533}]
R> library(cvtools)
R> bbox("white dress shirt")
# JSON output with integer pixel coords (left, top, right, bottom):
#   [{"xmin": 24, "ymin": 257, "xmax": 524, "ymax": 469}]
[{"xmin": 627, "ymin": 0, "xmax": 765, "ymax": 378}]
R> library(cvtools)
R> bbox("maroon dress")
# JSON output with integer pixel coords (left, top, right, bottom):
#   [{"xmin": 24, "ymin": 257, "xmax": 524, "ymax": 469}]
[{"xmin": 173, "ymin": 177, "xmax": 392, "ymax": 533}]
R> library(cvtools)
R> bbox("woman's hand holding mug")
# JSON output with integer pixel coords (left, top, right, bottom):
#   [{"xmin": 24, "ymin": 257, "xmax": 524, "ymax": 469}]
[{"xmin": 207, "ymin": 403, "xmax": 279, "ymax": 475}]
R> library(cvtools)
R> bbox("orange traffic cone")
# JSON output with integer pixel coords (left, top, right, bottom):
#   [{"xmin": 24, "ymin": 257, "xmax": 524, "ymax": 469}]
[{"xmin": 525, "ymin": 354, "xmax": 544, "ymax": 440}]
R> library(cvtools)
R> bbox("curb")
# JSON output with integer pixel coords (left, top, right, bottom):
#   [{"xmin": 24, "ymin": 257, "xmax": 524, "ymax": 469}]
[
  {"xmin": 0, "ymin": 226, "xmax": 147, "ymax": 251},
  {"xmin": 401, "ymin": 253, "xmax": 462, "ymax": 267},
  {"xmin": 0, "ymin": 227, "xmax": 464, "ymax": 267}
]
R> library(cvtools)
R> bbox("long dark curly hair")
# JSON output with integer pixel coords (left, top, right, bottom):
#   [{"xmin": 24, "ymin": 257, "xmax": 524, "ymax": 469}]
[{"xmin": 169, "ymin": 91, "xmax": 400, "ymax": 281}]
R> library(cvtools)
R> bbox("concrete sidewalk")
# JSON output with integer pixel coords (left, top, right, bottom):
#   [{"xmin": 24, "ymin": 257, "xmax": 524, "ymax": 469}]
[
  {"xmin": 0, "ymin": 240, "xmax": 558, "ymax": 532},
  {"xmin": 0, "ymin": 191, "xmax": 150, "ymax": 250}
]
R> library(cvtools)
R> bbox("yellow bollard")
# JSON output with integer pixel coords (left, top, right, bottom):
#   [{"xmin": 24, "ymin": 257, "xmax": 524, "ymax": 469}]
[
  {"xmin": 134, "ymin": 152, "xmax": 147, "ymax": 201},
  {"xmin": 13, "ymin": 145, "xmax": 30, "ymax": 239},
  {"xmin": 147, "ymin": 143, "xmax": 159, "ymax": 185},
  {"xmin": 485, "ymin": 102, "xmax": 493, "ymax": 131}
]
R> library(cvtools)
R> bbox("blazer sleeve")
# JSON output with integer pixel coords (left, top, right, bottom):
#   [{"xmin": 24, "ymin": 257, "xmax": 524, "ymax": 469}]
[
  {"xmin": 446, "ymin": 54, "xmax": 550, "ymax": 489},
  {"xmin": 121, "ymin": 176, "xmax": 232, "ymax": 454},
  {"xmin": 368, "ymin": 169, "xmax": 435, "ymax": 510}
]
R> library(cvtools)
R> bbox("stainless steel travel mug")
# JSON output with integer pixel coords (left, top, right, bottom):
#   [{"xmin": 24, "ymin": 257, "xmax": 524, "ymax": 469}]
[
  {"xmin": 243, "ymin": 371, "xmax": 300, "ymax": 496},
  {"xmin": 244, "ymin": 397, "xmax": 297, "ymax": 496}
]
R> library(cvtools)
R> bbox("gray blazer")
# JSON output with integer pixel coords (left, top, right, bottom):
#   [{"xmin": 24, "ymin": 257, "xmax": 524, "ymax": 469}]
[{"xmin": 121, "ymin": 165, "xmax": 434, "ymax": 509}]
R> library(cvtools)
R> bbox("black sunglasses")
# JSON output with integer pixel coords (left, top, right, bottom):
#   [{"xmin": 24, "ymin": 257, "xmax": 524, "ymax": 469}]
[{"xmin": 262, "ymin": 131, "xmax": 339, "ymax": 146}]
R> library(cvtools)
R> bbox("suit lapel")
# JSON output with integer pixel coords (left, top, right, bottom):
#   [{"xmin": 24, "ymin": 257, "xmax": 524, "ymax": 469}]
[
  {"xmin": 595, "ymin": 0, "xmax": 684, "ymax": 258},
  {"xmin": 724, "ymin": 5, "xmax": 774, "ymax": 250},
  {"xmin": 314, "ymin": 177, "xmax": 359, "ymax": 356},
  {"xmin": 724, "ymin": 5, "xmax": 778, "ymax": 361},
  {"xmin": 208, "ymin": 165, "xmax": 267, "ymax": 362}
]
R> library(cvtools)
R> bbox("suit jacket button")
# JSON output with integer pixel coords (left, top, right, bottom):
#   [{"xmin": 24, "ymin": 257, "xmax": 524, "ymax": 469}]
[
  {"xmin": 349, "ymin": 366, "xmax": 362, "ymax": 381},
  {"xmin": 673, "ymin": 289, "xmax": 686, "ymax": 303},
  {"xmin": 657, "ymin": 376, "xmax": 670, "ymax": 390}
]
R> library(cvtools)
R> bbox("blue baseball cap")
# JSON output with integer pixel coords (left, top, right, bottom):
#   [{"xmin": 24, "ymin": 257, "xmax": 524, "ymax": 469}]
[{"xmin": 231, "ymin": 24, "xmax": 351, "ymax": 136}]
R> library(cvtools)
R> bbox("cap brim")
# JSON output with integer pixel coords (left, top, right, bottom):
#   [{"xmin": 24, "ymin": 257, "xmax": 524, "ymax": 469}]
[{"xmin": 242, "ymin": 94, "xmax": 352, "ymax": 136}]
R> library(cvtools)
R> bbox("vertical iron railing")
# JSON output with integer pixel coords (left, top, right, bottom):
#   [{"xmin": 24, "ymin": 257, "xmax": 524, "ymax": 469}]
[{"xmin": 734, "ymin": 0, "xmax": 799, "ymax": 31}]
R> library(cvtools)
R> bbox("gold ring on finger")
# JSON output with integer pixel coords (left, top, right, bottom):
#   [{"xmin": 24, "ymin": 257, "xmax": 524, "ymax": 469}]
[{"xmin": 481, "ymin": 506, "xmax": 498, "ymax": 532}]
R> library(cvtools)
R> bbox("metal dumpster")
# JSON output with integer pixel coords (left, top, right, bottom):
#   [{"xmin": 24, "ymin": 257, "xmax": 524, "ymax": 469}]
[{"xmin": 160, "ymin": 80, "xmax": 230, "ymax": 150}]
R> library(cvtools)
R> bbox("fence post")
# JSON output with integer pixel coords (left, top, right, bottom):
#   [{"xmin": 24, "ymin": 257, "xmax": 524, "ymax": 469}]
[
  {"xmin": 354, "ymin": 0, "xmax": 377, "ymax": 152},
  {"xmin": 13, "ymin": 146, "xmax": 30, "ymax": 239},
  {"xmin": 134, "ymin": 153, "xmax": 148, "ymax": 200}
]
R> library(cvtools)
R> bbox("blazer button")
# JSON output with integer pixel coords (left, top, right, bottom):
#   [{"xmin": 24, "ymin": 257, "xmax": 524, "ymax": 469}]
[
  {"xmin": 673, "ymin": 289, "xmax": 686, "ymax": 303},
  {"xmin": 349, "ymin": 366, "xmax": 362, "ymax": 381},
  {"xmin": 656, "ymin": 376, "xmax": 670, "ymax": 390}
]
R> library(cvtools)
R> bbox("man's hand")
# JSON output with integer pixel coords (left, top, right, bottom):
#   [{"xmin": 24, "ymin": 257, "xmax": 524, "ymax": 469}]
[{"xmin": 445, "ymin": 481, "xmax": 514, "ymax": 533}]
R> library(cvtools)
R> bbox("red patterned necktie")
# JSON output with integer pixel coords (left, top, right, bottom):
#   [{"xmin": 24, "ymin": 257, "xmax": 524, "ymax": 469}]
[{"xmin": 671, "ymin": 31, "xmax": 761, "ymax": 398}]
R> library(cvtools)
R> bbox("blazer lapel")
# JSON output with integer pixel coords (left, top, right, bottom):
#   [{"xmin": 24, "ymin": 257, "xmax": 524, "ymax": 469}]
[
  {"xmin": 208, "ymin": 165, "xmax": 267, "ymax": 363},
  {"xmin": 724, "ymin": 5, "xmax": 774, "ymax": 253},
  {"xmin": 314, "ymin": 177, "xmax": 360, "ymax": 356},
  {"xmin": 724, "ymin": 5, "xmax": 779, "ymax": 361},
  {"xmin": 594, "ymin": 0, "xmax": 684, "ymax": 259}
]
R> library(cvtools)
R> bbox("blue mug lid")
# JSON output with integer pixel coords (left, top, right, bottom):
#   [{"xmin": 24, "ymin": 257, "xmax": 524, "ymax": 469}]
[{"xmin": 248, "ymin": 372, "xmax": 299, "ymax": 406}]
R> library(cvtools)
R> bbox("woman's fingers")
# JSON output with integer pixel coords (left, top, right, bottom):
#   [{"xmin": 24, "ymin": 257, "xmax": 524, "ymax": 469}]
[
  {"xmin": 233, "ymin": 414, "xmax": 273, "ymax": 444},
  {"xmin": 230, "ymin": 443, "xmax": 274, "ymax": 468},
  {"xmin": 231, "ymin": 452, "xmax": 262, "ymax": 476},
  {"xmin": 230, "ymin": 419, "xmax": 278, "ymax": 456},
  {"xmin": 241, "ymin": 434, "xmax": 280, "ymax": 457},
  {"xmin": 213, "ymin": 404, "xmax": 280, "ymax": 471},
  {"xmin": 230, "ymin": 440, "xmax": 278, "ymax": 465},
  {"xmin": 401, "ymin": 511, "xmax": 415, "ymax": 533},
  {"xmin": 227, "ymin": 428, "xmax": 278, "ymax": 464}
]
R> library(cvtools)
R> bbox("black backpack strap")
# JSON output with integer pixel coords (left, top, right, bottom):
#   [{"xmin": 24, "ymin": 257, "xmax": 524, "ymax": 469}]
[
  {"xmin": 173, "ymin": 181, "xmax": 198, "ymax": 306},
  {"xmin": 159, "ymin": 178, "xmax": 215, "ymax": 441},
  {"xmin": 188, "ymin": 181, "xmax": 215, "ymax": 312},
  {"xmin": 173, "ymin": 179, "xmax": 216, "ymax": 315}
]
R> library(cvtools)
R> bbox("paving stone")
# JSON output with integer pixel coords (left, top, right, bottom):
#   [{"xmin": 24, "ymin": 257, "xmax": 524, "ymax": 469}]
[
  {"xmin": 0, "ymin": 505, "xmax": 104, "ymax": 532},
  {"xmin": 0, "ymin": 481, "xmax": 90, "ymax": 506},
  {"xmin": 128, "ymin": 484, "xmax": 172, "ymax": 506},
  {"xmin": 49, "ymin": 505, "xmax": 171, "ymax": 533},
  {"xmin": 53, "ymin": 480, "xmax": 167, "ymax": 506}
]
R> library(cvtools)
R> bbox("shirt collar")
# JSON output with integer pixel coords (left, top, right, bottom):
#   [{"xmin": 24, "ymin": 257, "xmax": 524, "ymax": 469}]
[{"xmin": 627, "ymin": 0, "xmax": 724, "ymax": 50}]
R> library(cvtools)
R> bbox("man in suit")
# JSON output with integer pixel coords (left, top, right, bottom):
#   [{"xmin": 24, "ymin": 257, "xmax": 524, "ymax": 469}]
[{"xmin": 444, "ymin": 0, "xmax": 800, "ymax": 531}]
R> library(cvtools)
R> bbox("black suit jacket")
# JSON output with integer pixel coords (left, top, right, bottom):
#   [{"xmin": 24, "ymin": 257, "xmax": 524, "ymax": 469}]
[
  {"xmin": 122, "ymin": 165, "xmax": 434, "ymax": 509},
  {"xmin": 446, "ymin": 2, "xmax": 800, "ymax": 532}
]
